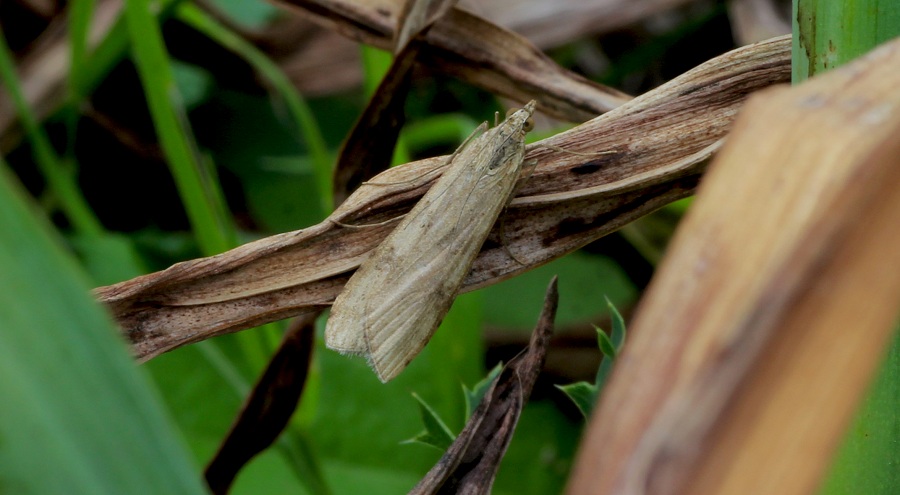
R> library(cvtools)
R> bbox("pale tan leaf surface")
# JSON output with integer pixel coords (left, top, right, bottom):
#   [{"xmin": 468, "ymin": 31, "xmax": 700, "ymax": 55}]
[
  {"xmin": 95, "ymin": 36, "xmax": 790, "ymax": 361},
  {"xmin": 275, "ymin": 0, "xmax": 700, "ymax": 96},
  {"xmin": 464, "ymin": 0, "xmax": 696, "ymax": 48},
  {"xmin": 394, "ymin": 0, "xmax": 458, "ymax": 53},
  {"xmin": 566, "ymin": 37, "xmax": 900, "ymax": 495},
  {"xmin": 276, "ymin": 0, "xmax": 632, "ymax": 121}
]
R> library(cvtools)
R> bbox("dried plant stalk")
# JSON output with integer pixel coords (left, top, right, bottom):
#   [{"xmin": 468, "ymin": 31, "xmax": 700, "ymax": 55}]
[
  {"xmin": 566, "ymin": 37, "xmax": 900, "ymax": 495},
  {"xmin": 276, "ymin": 0, "xmax": 631, "ymax": 121},
  {"xmin": 412, "ymin": 276, "xmax": 558, "ymax": 494},
  {"xmin": 95, "ymin": 36, "xmax": 790, "ymax": 361}
]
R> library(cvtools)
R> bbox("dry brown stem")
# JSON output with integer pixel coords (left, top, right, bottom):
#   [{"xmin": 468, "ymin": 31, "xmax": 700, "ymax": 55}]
[
  {"xmin": 411, "ymin": 276, "xmax": 558, "ymax": 494},
  {"xmin": 95, "ymin": 36, "xmax": 790, "ymax": 361},
  {"xmin": 566, "ymin": 36, "xmax": 900, "ymax": 495},
  {"xmin": 276, "ymin": 0, "xmax": 632, "ymax": 121},
  {"xmin": 276, "ymin": 0, "xmax": 697, "ymax": 96}
]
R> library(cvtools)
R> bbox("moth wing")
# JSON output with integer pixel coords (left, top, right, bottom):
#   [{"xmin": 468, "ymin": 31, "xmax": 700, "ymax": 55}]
[
  {"xmin": 325, "ymin": 252, "xmax": 390, "ymax": 355},
  {"xmin": 365, "ymin": 252, "xmax": 471, "ymax": 382}
]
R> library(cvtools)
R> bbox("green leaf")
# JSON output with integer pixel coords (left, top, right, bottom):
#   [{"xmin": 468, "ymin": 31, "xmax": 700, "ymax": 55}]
[
  {"xmin": 596, "ymin": 327, "xmax": 616, "ymax": 358},
  {"xmin": 819, "ymin": 330, "xmax": 900, "ymax": 495},
  {"xmin": 402, "ymin": 393, "xmax": 456, "ymax": 451},
  {"xmin": 69, "ymin": 232, "xmax": 148, "ymax": 286},
  {"xmin": 124, "ymin": 0, "xmax": 236, "ymax": 255},
  {"xmin": 793, "ymin": 0, "xmax": 900, "ymax": 82},
  {"xmin": 176, "ymin": 3, "xmax": 332, "ymax": 215},
  {"xmin": 171, "ymin": 60, "xmax": 214, "ymax": 109},
  {"xmin": 559, "ymin": 300, "xmax": 628, "ymax": 418},
  {"xmin": 593, "ymin": 358, "xmax": 615, "ymax": 394},
  {"xmin": 0, "ymin": 25, "xmax": 102, "ymax": 236},
  {"xmin": 481, "ymin": 251, "xmax": 636, "ymax": 329},
  {"xmin": 464, "ymin": 364, "xmax": 503, "ymax": 419},
  {"xmin": 555, "ymin": 382, "xmax": 597, "ymax": 418},
  {"xmin": 0, "ymin": 164, "xmax": 205, "ymax": 494},
  {"xmin": 606, "ymin": 296, "xmax": 627, "ymax": 352}
]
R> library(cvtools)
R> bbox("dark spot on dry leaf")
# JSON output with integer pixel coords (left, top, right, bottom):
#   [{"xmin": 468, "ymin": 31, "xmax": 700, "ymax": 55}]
[
  {"xmin": 570, "ymin": 162, "xmax": 602, "ymax": 175},
  {"xmin": 481, "ymin": 237, "xmax": 503, "ymax": 251},
  {"xmin": 552, "ymin": 217, "xmax": 593, "ymax": 243}
]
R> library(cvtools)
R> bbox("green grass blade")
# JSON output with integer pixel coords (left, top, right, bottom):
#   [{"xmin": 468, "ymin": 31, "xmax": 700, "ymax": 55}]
[
  {"xmin": 65, "ymin": 0, "xmax": 96, "ymax": 158},
  {"xmin": 176, "ymin": 3, "xmax": 333, "ymax": 215},
  {"xmin": 793, "ymin": 3, "xmax": 900, "ymax": 493},
  {"xmin": 0, "ymin": 26, "xmax": 103, "ymax": 236},
  {"xmin": 793, "ymin": 0, "xmax": 900, "ymax": 82},
  {"xmin": 123, "ymin": 0, "xmax": 235, "ymax": 255},
  {"xmin": 123, "ymin": 9, "xmax": 331, "ymax": 494},
  {"xmin": 820, "ymin": 332, "xmax": 899, "ymax": 495},
  {"xmin": 67, "ymin": 0, "xmax": 96, "ymax": 99},
  {"xmin": 70, "ymin": 0, "xmax": 182, "ymax": 103},
  {"xmin": 0, "ymin": 163, "xmax": 206, "ymax": 495},
  {"xmin": 402, "ymin": 393, "xmax": 456, "ymax": 451}
]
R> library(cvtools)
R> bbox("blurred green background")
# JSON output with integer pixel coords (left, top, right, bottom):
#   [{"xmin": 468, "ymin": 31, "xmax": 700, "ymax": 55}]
[{"xmin": 2, "ymin": 0, "xmax": 893, "ymax": 494}]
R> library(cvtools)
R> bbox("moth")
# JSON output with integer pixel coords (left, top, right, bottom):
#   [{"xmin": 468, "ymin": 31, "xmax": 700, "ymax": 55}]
[{"xmin": 326, "ymin": 100, "xmax": 536, "ymax": 382}]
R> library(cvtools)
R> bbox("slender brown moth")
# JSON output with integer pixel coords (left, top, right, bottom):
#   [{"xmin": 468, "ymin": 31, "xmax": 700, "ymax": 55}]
[{"xmin": 326, "ymin": 100, "xmax": 536, "ymax": 382}]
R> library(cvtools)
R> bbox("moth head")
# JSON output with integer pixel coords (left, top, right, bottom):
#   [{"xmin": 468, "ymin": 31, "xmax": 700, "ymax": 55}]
[{"xmin": 504, "ymin": 100, "xmax": 537, "ymax": 133}]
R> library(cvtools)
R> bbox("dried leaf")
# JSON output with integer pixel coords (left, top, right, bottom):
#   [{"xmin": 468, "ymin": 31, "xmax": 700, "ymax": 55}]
[
  {"xmin": 278, "ymin": 0, "xmax": 631, "ymax": 121},
  {"xmin": 204, "ymin": 313, "xmax": 317, "ymax": 495},
  {"xmin": 332, "ymin": 41, "xmax": 418, "ymax": 206},
  {"xmin": 95, "ymin": 37, "xmax": 791, "ymax": 361},
  {"xmin": 566, "ymin": 37, "xmax": 900, "ymax": 495},
  {"xmin": 333, "ymin": 0, "xmax": 458, "ymax": 205},
  {"xmin": 394, "ymin": 0, "xmax": 457, "ymax": 54},
  {"xmin": 410, "ymin": 276, "xmax": 558, "ymax": 495}
]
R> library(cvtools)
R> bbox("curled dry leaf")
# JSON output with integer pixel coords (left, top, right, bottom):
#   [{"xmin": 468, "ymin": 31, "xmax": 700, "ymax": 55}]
[
  {"xmin": 204, "ymin": 312, "xmax": 318, "ymax": 495},
  {"xmin": 394, "ymin": 0, "xmax": 458, "ymax": 53},
  {"xmin": 566, "ymin": 36, "xmax": 900, "ymax": 495},
  {"xmin": 95, "ymin": 36, "xmax": 790, "ymax": 361},
  {"xmin": 333, "ymin": 0, "xmax": 460, "ymax": 205},
  {"xmin": 332, "ymin": 41, "xmax": 419, "ymax": 206},
  {"xmin": 410, "ymin": 276, "xmax": 558, "ymax": 495},
  {"xmin": 276, "ymin": 0, "xmax": 631, "ymax": 122}
]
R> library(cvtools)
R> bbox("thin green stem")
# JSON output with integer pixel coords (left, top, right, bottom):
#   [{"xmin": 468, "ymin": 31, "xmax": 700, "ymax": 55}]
[
  {"xmin": 123, "ymin": 0, "xmax": 235, "ymax": 255},
  {"xmin": 176, "ymin": 3, "xmax": 333, "ymax": 216},
  {"xmin": 0, "ymin": 26, "xmax": 103, "ymax": 236}
]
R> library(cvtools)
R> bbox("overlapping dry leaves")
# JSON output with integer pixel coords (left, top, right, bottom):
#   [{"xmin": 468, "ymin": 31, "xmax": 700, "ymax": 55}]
[{"xmin": 96, "ymin": 31, "xmax": 790, "ymax": 360}]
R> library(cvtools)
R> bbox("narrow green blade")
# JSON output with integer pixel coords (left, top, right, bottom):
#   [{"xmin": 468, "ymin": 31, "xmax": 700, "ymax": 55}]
[{"xmin": 0, "ymin": 165, "xmax": 206, "ymax": 495}]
